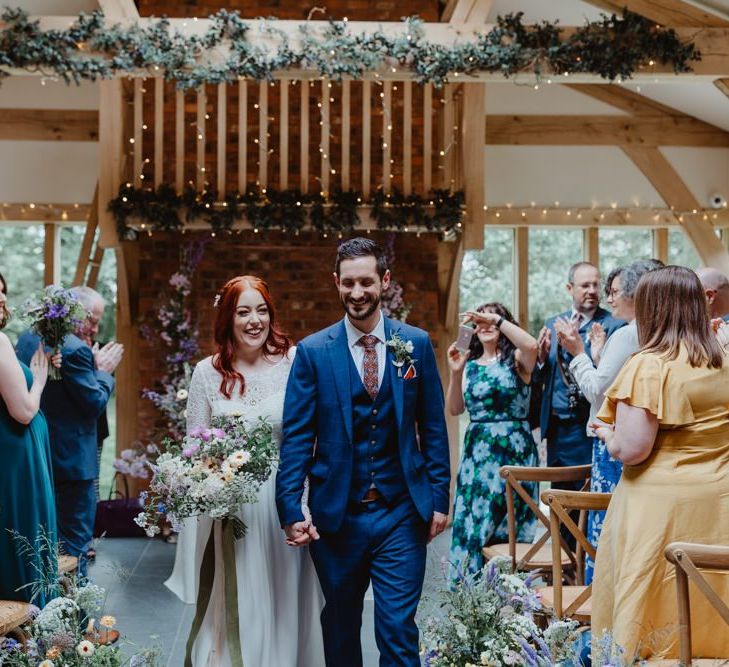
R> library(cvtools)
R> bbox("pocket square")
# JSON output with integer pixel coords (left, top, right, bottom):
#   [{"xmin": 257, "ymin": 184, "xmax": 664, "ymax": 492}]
[{"xmin": 403, "ymin": 363, "xmax": 417, "ymax": 380}]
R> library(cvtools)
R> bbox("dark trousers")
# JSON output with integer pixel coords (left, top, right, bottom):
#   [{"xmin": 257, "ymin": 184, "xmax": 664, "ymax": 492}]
[
  {"xmin": 310, "ymin": 495, "xmax": 428, "ymax": 667},
  {"xmin": 55, "ymin": 479, "xmax": 96, "ymax": 577}
]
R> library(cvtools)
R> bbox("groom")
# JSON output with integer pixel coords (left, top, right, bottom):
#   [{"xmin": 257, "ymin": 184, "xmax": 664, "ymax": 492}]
[{"xmin": 276, "ymin": 238, "xmax": 451, "ymax": 666}]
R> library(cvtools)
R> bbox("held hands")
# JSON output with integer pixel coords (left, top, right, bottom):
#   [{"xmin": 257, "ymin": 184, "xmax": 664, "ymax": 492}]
[
  {"xmin": 536, "ymin": 326, "xmax": 551, "ymax": 364},
  {"xmin": 284, "ymin": 519, "xmax": 320, "ymax": 547},
  {"xmin": 447, "ymin": 342, "xmax": 469, "ymax": 373},
  {"xmin": 554, "ymin": 317, "xmax": 583, "ymax": 356},
  {"xmin": 428, "ymin": 511, "xmax": 448, "ymax": 543},
  {"xmin": 93, "ymin": 341, "xmax": 124, "ymax": 374}
]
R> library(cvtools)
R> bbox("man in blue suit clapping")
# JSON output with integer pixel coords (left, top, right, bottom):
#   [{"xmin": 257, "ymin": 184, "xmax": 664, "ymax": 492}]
[
  {"xmin": 276, "ymin": 238, "xmax": 450, "ymax": 667},
  {"xmin": 17, "ymin": 286, "xmax": 123, "ymax": 576}
]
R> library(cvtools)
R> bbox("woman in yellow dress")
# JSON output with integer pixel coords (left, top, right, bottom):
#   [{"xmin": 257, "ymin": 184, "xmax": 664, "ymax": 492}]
[{"xmin": 592, "ymin": 265, "xmax": 729, "ymax": 660}]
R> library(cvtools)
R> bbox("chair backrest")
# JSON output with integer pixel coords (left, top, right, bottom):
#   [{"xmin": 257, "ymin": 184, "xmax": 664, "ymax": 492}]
[
  {"xmin": 501, "ymin": 464, "xmax": 591, "ymax": 572},
  {"xmin": 664, "ymin": 542, "xmax": 729, "ymax": 664},
  {"xmin": 540, "ymin": 488, "xmax": 612, "ymax": 618}
]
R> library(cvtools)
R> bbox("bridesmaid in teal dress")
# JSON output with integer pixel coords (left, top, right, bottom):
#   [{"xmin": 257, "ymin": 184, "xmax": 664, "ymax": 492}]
[
  {"xmin": 0, "ymin": 272, "xmax": 58, "ymax": 606},
  {"xmin": 446, "ymin": 303, "xmax": 539, "ymax": 583}
]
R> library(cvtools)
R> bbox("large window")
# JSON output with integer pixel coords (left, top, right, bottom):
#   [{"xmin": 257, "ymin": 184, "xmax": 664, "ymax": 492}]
[
  {"xmin": 599, "ymin": 228, "xmax": 653, "ymax": 277},
  {"xmin": 668, "ymin": 229, "xmax": 701, "ymax": 269},
  {"xmin": 460, "ymin": 228, "xmax": 514, "ymax": 312}
]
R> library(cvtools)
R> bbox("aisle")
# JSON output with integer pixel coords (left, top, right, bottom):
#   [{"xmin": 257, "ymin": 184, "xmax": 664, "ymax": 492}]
[{"xmin": 89, "ymin": 529, "xmax": 452, "ymax": 666}]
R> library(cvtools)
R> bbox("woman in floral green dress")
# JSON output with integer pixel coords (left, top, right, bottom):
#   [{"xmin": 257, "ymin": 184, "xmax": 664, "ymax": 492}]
[{"xmin": 446, "ymin": 303, "xmax": 539, "ymax": 584}]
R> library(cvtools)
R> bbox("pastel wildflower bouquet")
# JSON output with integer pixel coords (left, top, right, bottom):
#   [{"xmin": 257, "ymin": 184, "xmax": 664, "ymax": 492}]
[
  {"xmin": 20, "ymin": 285, "xmax": 88, "ymax": 380},
  {"xmin": 420, "ymin": 556, "xmax": 579, "ymax": 667},
  {"xmin": 112, "ymin": 442, "xmax": 160, "ymax": 480},
  {"xmin": 135, "ymin": 415, "xmax": 278, "ymax": 538}
]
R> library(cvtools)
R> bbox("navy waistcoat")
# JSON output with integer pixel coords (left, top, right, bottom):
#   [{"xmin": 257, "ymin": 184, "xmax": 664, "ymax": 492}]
[{"xmin": 348, "ymin": 351, "xmax": 407, "ymax": 504}]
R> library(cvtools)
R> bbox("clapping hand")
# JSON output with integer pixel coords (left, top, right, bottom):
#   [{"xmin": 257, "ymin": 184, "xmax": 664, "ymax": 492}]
[
  {"xmin": 93, "ymin": 341, "xmax": 124, "ymax": 374},
  {"xmin": 716, "ymin": 320, "xmax": 729, "ymax": 350},
  {"xmin": 554, "ymin": 317, "xmax": 583, "ymax": 356},
  {"xmin": 29, "ymin": 343, "xmax": 49, "ymax": 386},
  {"xmin": 588, "ymin": 322, "xmax": 606, "ymax": 364},
  {"xmin": 284, "ymin": 519, "xmax": 320, "ymax": 547}
]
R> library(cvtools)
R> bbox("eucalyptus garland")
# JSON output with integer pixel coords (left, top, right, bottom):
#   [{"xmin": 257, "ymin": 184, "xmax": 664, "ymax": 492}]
[
  {"xmin": 108, "ymin": 184, "xmax": 465, "ymax": 239},
  {"xmin": 0, "ymin": 7, "xmax": 699, "ymax": 89}
]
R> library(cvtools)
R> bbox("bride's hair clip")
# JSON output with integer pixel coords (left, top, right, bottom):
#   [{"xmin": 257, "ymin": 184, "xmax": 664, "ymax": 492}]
[{"xmin": 213, "ymin": 293, "xmax": 221, "ymax": 308}]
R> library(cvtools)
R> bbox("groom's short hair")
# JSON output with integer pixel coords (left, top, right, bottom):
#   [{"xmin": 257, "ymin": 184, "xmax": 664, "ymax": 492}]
[{"xmin": 335, "ymin": 238, "xmax": 389, "ymax": 278}]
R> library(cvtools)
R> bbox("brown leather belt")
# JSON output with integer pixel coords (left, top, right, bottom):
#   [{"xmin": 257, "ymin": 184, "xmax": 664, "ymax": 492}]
[{"xmin": 360, "ymin": 488, "xmax": 383, "ymax": 503}]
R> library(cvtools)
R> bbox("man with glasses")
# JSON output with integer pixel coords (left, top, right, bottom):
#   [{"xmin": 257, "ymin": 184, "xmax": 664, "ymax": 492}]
[{"xmin": 533, "ymin": 262, "xmax": 624, "ymax": 479}]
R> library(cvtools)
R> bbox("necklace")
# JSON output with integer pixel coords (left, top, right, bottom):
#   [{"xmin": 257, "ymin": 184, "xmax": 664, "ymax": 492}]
[{"xmin": 478, "ymin": 354, "xmax": 500, "ymax": 365}]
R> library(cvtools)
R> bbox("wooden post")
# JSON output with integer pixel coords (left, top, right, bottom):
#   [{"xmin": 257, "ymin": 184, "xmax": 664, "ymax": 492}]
[
  {"xmin": 258, "ymin": 82, "xmax": 268, "ymax": 188},
  {"xmin": 175, "ymin": 89, "xmax": 184, "ymax": 193},
  {"xmin": 460, "ymin": 83, "xmax": 486, "ymax": 250},
  {"xmin": 423, "ymin": 83, "xmax": 433, "ymax": 193},
  {"xmin": 382, "ymin": 81, "xmax": 392, "ymax": 194},
  {"xmin": 300, "ymin": 82, "xmax": 309, "ymax": 193},
  {"xmin": 403, "ymin": 80, "xmax": 413, "ymax": 195},
  {"xmin": 73, "ymin": 185, "xmax": 99, "ymax": 286},
  {"xmin": 238, "ymin": 80, "xmax": 247, "ymax": 192},
  {"xmin": 133, "ymin": 79, "xmax": 143, "ymax": 188},
  {"xmin": 279, "ymin": 80, "xmax": 289, "ymax": 190},
  {"xmin": 653, "ymin": 228, "xmax": 669, "ymax": 263},
  {"xmin": 43, "ymin": 223, "xmax": 61, "ymax": 286},
  {"xmin": 362, "ymin": 81, "xmax": 371, "ymax": 198},
  {"xmin": 154, "ymin": 78, "xmax": 163, "ymax": 188},
  {"xmin": 584, "ymin": 227, "xmax": 600, "ymax": 266},
  {"xmin": 341, "ymin": 80, "xmax": 351, "ymax": 191},
  {"xmin": 196, "ymin": 87, "xmax": 207, "ymax": 190},
  {"xmin": 514, "ymin": 227, "xmax": 529, "ymax": 328},
  {"xmin": 97, "ymin": 79, "xmax": 124, "ymax": 249},
  {"xmin": 321, "ymin": 80, "xmax": 331, "ymax": 195},
  {"xmin": 217, "ymin": 83, "xmax": 227, "ymax": 193}
]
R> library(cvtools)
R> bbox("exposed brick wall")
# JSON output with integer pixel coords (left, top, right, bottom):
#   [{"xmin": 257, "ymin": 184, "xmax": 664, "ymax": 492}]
[
  {"xmin": 138, "ymin": 0, "xmax": 439, "ymax": 21},
  {"xmin": 136, "ymin": 230, "xmax": 441, "ymax": 440}
]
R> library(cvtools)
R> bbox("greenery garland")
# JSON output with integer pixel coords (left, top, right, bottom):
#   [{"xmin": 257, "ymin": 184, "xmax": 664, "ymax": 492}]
[
  {"xmin": 0, "ymin": 7, "xmax": 699, "ymax": 88},
  {"xmin": 108, "ymin": 183, "xmax": 464, "ymax": 239}
]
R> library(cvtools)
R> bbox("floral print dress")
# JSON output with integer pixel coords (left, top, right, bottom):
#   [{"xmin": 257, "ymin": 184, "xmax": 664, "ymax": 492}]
[{"xmin": 448, "ymin": 360, "xmax": 538, "ymax": 584}]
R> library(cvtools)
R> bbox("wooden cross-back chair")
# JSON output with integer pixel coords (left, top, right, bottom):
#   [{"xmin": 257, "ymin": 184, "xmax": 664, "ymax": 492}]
[
  {"xmin": 482, "ymin": 464, "xmax": 591, "ymax": 579},
  {"xmin": 539, "ymin": 488, "xmax": 612, "ymax": 623},
  {"xmin": 662, "ymin": 542, "xmax": 729, "ymax": 666}
]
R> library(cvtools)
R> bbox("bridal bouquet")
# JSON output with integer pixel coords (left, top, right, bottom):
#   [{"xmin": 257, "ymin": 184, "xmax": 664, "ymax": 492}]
[
  {"xmin": 420, "ymin": 556, "xmax": 579, "ymax": 667},
  {"xmin": 21, "ymin": 285, "xmax": 88, "ymax": 380},
  {"xmin": 135, "ymin": 415, "xmax": 278, "ymax": 538}
]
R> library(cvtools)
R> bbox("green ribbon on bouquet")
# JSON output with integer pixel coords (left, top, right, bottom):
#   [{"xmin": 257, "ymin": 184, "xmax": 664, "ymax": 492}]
[{"xmin": 184, "ymin": 518, "xmax": 244, "ymax": 667}]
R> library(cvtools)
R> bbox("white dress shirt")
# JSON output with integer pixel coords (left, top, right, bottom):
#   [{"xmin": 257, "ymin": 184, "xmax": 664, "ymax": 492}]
[{"xmin": 343, "ymin": 311, "xmax": 387, "ymax": 389}]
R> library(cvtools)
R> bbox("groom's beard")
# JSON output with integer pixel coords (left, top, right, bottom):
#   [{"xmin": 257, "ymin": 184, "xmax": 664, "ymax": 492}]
[{"xmin": 341, "ymin": 294, "xmax": 381, "ymax": 321}]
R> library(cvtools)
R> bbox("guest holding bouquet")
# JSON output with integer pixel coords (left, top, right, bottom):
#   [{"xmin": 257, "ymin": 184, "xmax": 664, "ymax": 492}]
[
  {"xmin": 556, "ymin": 258, "xmax": 661, "ymax": 582},
  {"xmin": 17, "ymin": 286, "xmax": 123, "ymax": 577},
  {"xmin": 446, "ymin": 303, "xmax": 539, "ymax": 583},
  {"xmin": 0, "ymin": 272, "xmax": 60, "ymax": 606},
  {"xmin": 592, "ymin": 266, "xmax": 729, "ymax": 659}
]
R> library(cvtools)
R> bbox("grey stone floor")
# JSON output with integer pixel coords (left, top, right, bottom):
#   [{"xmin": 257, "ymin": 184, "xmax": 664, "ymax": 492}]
[{"xmin": 88, "ymin": 529, "xmax": 452, "ymax": 667}]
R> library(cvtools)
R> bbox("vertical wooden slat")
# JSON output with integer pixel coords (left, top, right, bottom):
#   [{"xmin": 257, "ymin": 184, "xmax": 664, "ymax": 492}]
[
  {"xmin": 653, "ymin": 227, "xmax": 669, "ymax": 263},
  {"xmin": 382, "ymin": 81, "xmax": 392, "ymax": 194},
  {"xmin": 423, "ymin": 83, "xmax": 433, "ymax": 192},
  {"xmin": 321, "ymin": 80, "xmax": 331, "ymax": 195},
  {"xmin": 196, "ymin": 86, "xmax": 207, "ymax": 189},
  {"xmin": 362, "ymin": 81, "xmax": 371, "ymax": 197},
  {"xmin": 461, "ymin": 83, "xmax": 486, "ymax": 249},
  {"xmin": 217, "ymin": 83, "xmax": 227, "ymax": 193},
  {"xmin": 441, "ymin": 84, "xmax": 454, "ymax": 189},
  {"xmin": 279, "ymin": 80, "xmax": 289, "ymax": 190},
  {"xmin": 258, "ymin": 81, "xmax": 268, "ymax": 188},
  {"xmin": 341, "ymin": 80, "xmax": 351, "ymax": 191},
  {"xmin": 133, "ymin": 79, "xmax": 143, "ymax": 187},
  {"xmin": 584, "ymin": 227, "xmax": 600, "ymax": 265},
  {"xmin": 403, "ymin": 80, "xmax": 412, "ymax": 195},
  {"xmin": 300, "ymin": 82, "xmax": 309, "ymax": 193},
  {"xmin": 238, "ymin": 80, "xmax": 247, "ymax": 192},
  {"xmin": 73, "ymin": 185, "xmax": 99, "ymax": 285},
  {"xmin": 514, "ymin": 227, "xmax": 529, "ymax": 328},
  {"xmin": 175, "ymin": 89, "xmax": 184, "ymax": 192},
  {"xmin": 154, "ymin": 78, "xmax": 163, "ymax": 187},
  {"xmin": 44, "ymin": 223, "xmax": 61, "ymax": 286}
]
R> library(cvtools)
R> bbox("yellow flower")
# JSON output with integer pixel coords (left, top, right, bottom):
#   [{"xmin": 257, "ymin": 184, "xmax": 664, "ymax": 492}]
[
  {"xmin": 99, "ymin": 614, "xmax": 117, "ymax": 628},
  {"xmin": 46, "ymin": 647, "xmax": 62, "ymax": 659},
  {"xmin": 39, "ymin": 661, "xmax": 55, "ymax": 667}
]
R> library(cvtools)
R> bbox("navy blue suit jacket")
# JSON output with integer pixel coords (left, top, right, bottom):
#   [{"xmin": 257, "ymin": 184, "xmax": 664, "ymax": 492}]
[
  {"xmin": 276, "ymin": 316, "xmax": 451, "ymax": 533},
  {"xmin": 534, "ymin": 307, "xmax": 624, "ymax": 437},
  {"xmin": 16, "ymin": 331, "xmax": 114, "ymax": 481}
]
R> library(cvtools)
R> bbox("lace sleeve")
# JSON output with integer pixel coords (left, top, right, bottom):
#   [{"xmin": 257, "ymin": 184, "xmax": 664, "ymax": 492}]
[{"xmin": 186, "ymin": 361, "xmax": 212, "ymax": 433}]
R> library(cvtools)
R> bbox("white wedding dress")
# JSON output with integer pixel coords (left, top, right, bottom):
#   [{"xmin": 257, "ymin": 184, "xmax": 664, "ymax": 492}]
[{"xmin": 164, "ymin": 352, "xmax": 325, "ymax": 667}]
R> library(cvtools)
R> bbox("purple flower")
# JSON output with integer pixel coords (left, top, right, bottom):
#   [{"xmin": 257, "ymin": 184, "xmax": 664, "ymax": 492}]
[
  {"xmin": 211, "ymin": 428, "xmax": 225, "ymax": 439},
  {"xmin": 189, "ymin": 426, "xmax": 203, "ymax": 438},
  {"xmin": 182, "ymin": 443, "xmax": 200, "ymax": 457},
  {"xmin": 46, "ymin": 303, "xmax": 70, "ymax": 319},
  {"xmin": 200, "ymin": 429, "xmax": 212, "ymax": 442}
]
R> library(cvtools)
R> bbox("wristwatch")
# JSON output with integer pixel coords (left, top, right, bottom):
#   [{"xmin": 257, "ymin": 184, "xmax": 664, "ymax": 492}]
[{"xmin": 495, "ymin": 316, "xmax": 505, "ymax": 329}]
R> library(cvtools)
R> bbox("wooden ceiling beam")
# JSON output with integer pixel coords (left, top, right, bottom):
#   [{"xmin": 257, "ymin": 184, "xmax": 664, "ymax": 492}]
[
  {"xmin": 715, "ymin": 78, "xmax": 729, "ymax": 99},
  {"xmin": 485, "ymin": 114, "xmax": 729, "ymax": 146},
  {"xmin": 583, "ymin": 0, "xmax": 729, "ymax": 27},
  {"xmin": 0, "ymin": 203, "xmax": 91, "ymax": 222},
  {"xmin": 0, "ymin": 109, "xmax": 98, "ymax": 141},
  {"xmin": 442, "ymin": 0, "xmax": 494, "ymax": 23},
  {"xmin": 565, "ymin": 84, "xmax": 683, "ymax": 116},
  {"xmin": 97, "ymin": 0, "xmax": 139, "ymax": 19}
]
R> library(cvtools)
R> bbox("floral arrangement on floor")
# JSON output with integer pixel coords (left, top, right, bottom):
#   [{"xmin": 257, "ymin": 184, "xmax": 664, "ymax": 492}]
[
  {"xmin": 381, "ymin": 233, "xmax": 413, "ymax": 322},
  {"xmin": 420, "ymin": 556, "xmax": 579, "ymax": 667},
  {"xmin": 20, "ymin": 286, "xmax": 89, "ymax": 380},
  {"xmin": 112, "ymin": 443, "xmax": 160, "ymax": 480},
  {"xmin": 135, "ymin": 415, "xmax": 278, "ymax": 538},
  {"xmin": 0, "ymin": 536, "xmax": 160, "ymax": 666}
]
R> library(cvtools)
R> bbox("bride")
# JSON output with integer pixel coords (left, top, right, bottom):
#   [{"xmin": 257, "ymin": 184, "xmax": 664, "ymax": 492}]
[{"xmin": 164, "ymin": 276, "xmax": 324, "ymax": 666}]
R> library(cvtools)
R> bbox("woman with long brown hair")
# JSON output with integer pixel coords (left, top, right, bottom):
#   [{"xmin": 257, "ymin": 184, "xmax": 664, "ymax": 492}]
[
  {"xmin": 165, "ymin": 276, "xmax": 324, "ymax": 666},
  {"xmin": 592, "ymin": 266, "xmax": 729, "ymax": 660}
]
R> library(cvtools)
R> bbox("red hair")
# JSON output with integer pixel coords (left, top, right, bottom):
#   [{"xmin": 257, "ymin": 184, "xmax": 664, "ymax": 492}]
[{"xmin": 212, "ymin": 276, "xmax": 291, "ymax": 399}]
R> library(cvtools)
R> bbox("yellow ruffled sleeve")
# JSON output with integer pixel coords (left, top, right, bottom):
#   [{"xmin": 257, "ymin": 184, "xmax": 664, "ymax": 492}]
[{"xmin": 596, "ymin": 351, "xmax": 695, "ymax": 426}]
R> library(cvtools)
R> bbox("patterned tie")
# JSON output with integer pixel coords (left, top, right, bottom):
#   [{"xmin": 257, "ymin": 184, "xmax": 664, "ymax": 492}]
[{"xmin": 358, "ymin": 334, "xmax": 379, "ymax": 400}]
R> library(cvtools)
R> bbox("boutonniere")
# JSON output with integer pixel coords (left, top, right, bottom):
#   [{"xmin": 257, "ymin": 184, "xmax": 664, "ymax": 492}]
[{"xmin": 386, "ymin": 333, "xmax": 417, "ymax": 379}]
